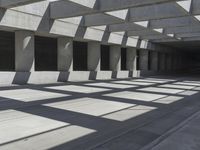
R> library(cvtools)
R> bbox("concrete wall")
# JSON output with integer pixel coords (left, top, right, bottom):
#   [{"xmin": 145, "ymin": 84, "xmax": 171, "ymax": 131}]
[{"xmin": 0, "ymin": 71, "xmax": 143, "ymax": 85}]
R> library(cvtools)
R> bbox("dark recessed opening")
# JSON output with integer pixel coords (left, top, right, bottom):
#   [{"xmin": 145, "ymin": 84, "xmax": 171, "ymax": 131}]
[
  {"xmin": 35, "ymin": 36, "xmax": 58, "ymax": 71},
  {"xmin": 101, "ymin": 45, "xmax": 110, "ymax": 71},
  {"xmin": 148, "ymin": 51, "xmax": 151, "ymax": 70},
  {"xmin": 121, "ymin": 48, "xmax": 127, "ymax": 70},
  {"xmin": 0, "ymin": 31, "xmax": 15, "ymax": 71},
  {"xmin": 157, "ymin": 52, "xmax": 161, "ymax": 71},
  {"xmin": 73, "ymin": 41, "xmax": 88, "ymax": 71},
  {"xmin": 136, "ymin": 50, "xmax": 140, "ymax": 70}
]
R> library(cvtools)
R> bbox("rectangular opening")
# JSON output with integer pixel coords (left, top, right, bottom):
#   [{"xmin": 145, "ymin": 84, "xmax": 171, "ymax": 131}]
[
  {"xmin": 35, "ymin": 36, "xmax": 58, "ymax": 71},
  {"xmin": 0, "ymin": 31, "xmax": 15, "ymax": 71},
  {"xmin": 158, "ymin": 52, "xmax": 161, "ymax": 71},
  {"xmin": 136, "ymin": 50, "xmax": 140, "ymax": 70},
  {"xmin": 73, "ymin": 41, "xmax": 88, "ymax": 71},
  {"xmin": 101, "ymin": 45, "xmax": 110, "ymax": 71},
  {"xmin": 148, "ymin": 51, "xmax": 151, "ymax": 70},
  {"xmin": 121, "ymin": 48, "xmax": 127, "ymax": 70}
]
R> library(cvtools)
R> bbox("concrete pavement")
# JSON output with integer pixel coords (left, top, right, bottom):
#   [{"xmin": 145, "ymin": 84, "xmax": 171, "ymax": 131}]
[{"xmin": 0, "ymin": 76, "xmax": 200, "ymax": 150}]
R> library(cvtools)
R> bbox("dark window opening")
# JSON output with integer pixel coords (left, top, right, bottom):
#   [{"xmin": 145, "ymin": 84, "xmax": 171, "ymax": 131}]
[
  {"xmin": 0, "ymin": 31, "xmax": 15, "ymax": 71},
  {"xmin": 158, "ymin": 53, "xmax": 161, "ymax": 71},
  {"xmin": 121, "ymin": 48, "xmax": 127, "ymax": 70},
  {"xmin": 35, "ymin": 36, "xmax": 58, "ymax": 71},
  {"xmin": 73, "ymin": 41, "xmax": 88, "ymax": 71},
  {"xmin": 136, "ymin": 50, "xmax": 140, "ymax": 70},
  {"xmin": 101, "ymin": 45, "xmax": 110, "ymax": 71},
  {"xmin": 148, "ymin": 51, "xmax": 151, "ymax": 70}
]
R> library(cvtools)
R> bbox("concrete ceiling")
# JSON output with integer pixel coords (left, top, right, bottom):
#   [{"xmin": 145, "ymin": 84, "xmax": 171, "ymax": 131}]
[{"xmin": 0, "ymin": 0, "xmax": 200, "ymax": 50}]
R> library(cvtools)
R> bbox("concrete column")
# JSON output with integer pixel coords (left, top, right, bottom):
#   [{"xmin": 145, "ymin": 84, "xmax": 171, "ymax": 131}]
[
  {"xmin": 159, "ymin": 53, "xmax": 166, "ymax": 71},
  {"xmin": 88, "ymin": 42, "xmax": 100, "ymax": 71},
  {"xmin": 126, "ymin": 47, "xmax": 137, "ymax": 71},
  {"xmin": 15, "ymin": 31, "xmax": 34, "ymax": 72},
  {"xmin": 166, "ymin": 54, "xmax": 172, "ymax": 71},
  {"xmin": 178, "ymin": 55, "xmax": 183, "ymax": 70},
  {"xmin": 172, "ymin": 55, "xmax": 176, "ymax": 70},
  {"xmin": 110, "ymin": 45, "xmax": 121, "ymax": 71},
  {"xmin": 57, "ymin": 37, "xmax": 73, "ymax": 71},
  {"xmin": 139, "ymin": 50, "xmax": 148, "ymax": 70},
  {"xmin": 150, "ymin": 51, "xmax": 158, "ymax": 71}
]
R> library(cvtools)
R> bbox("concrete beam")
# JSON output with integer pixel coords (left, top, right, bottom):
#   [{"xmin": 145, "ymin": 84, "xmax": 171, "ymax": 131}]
[
  {"xmin": 152, "ymin": 38, "xmax": 180, "ymax": 42},
  {"xmin": 109, "ymin": 22, "xmax": 146, "ymax": 32},
  {"xmin": 50, "ymin": 0, "xmax": 178, "ymax": 19},
  {"xmin": 84, "ymin": 13, "xmax": 125, "ymax": 26},
  {"xmin": 141, "ymin": 34, "xmax": 174, "ymax": 40},
  {"xmin": 0, "ymin": 0, "xmax": 44, "ymax": 8},
  {"xmin": 149, "ymin": 16, "xmax": 199, "ymax": 28},
  {"xmin": 129, "ymin": 2, "xmax": 188, "ymax": 22},
  {"xmin": 127, "ymin": 29, "xmax": 163, "ymax": 37},
  {"xmin": 190, "ymin": 0, "xmax": 200, "ymax": 15},
  {"xmin": 177, "ymin": 32, "xmax": 200, "ymax": 38},
  {"xmin": 183, "ymin": 36, "xmax": 200, "ymax": 41},
  {"xmin": 165, "ymin": 26, "xmax": 200, "ymax": 34}
]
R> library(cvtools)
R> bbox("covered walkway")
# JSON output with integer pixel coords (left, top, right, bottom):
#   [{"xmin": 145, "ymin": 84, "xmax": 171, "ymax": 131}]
[{"xmin": 0, "ymin": 75, "xmax": 200, "ymax": 150}]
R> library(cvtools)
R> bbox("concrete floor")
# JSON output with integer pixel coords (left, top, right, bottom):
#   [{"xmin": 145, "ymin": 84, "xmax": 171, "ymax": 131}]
[{"xmin": 0, "ymin": 76, "xmax": 200, "ymax": 150}]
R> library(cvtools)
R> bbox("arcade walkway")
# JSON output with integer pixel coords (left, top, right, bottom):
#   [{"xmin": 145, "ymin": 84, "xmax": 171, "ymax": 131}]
[{"xmin": 0, "ymin": 75, "xmax": 200, "ymax": 150}]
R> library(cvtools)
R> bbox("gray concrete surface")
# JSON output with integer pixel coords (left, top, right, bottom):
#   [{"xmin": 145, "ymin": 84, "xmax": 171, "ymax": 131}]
[
  {"xmin": 0, "ymin": 75, "xmax": 200, "ymax": 150},
  {"xmin": 15, "ymin": 31, "xmax": 35, "ymax": 72}
]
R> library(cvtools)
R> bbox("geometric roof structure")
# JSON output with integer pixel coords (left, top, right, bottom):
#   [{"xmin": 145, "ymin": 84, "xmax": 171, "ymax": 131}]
[{"xmin": 0, "ymin": 0, "xmax": 199, "ymax": 50}]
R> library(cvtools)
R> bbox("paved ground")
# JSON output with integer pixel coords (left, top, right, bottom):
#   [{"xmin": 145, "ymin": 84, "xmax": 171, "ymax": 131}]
[{"xmin": 0, "ymin": 75, "xmax": 200, "ymax": 150}]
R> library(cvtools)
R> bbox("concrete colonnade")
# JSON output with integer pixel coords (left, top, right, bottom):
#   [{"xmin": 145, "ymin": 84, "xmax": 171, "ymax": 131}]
[{"xmin": 14, "ymin": 31, "xmax": 176, "ymax": 78}]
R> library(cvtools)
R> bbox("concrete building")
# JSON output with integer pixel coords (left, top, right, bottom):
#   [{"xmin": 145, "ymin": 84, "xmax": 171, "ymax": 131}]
[
  {"xmin": 0, "ymin": 0, "xmax": 198, "ymax": 85},
  {"xmin": 1, "ymin": 1, "xmax": 200, "ymax": 150}
]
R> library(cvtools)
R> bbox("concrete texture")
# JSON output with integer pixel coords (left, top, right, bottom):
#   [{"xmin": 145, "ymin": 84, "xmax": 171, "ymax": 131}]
[
  {"xmin": 149, "ymin": 111, "xmax": 200, "ymax": 150},
  {"xmin": 0, "ymin": 1, "xmax": 200, "ymax": 149},
  {"xmin": 139, "ymin": 50, "xmax": 149, "ymax": 71},
  {"xmin": 0, "ymin": 75, "xmax": 200, "ymax": 150},
  {"xmin": 159, "ymin": 53, "xmax": 166, "ymax": 71},
  {"xmin": 110, "ymin": 45, "xmax": 121, "ymax": 71},
  {"xmin": 150, "ymin": 51, "xmax": 158, "ymax": 71},
  {"xmin": 57, "ymin": 37, "xmax": 73, "ymax": 71},
  {"xmin": 88, "ymin": 42, "xmax": 101, "ymax": 71},
  {"xmin": 15, "ymin": 31, "xmax": 35, "ymax": 72},
  {"xmin": 126, "ymin": 47, "xmax": 137, "ymax": 71}
]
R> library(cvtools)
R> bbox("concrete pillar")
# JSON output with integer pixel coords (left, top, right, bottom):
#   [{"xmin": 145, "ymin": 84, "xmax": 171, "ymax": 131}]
[
  {"xmin": 57, "ymin": 37, "xmax": 73, "ymax": 71},
  {"xmin": 126, "ymin": 47, "xmax": 137, "ymax": 71},
  {"xmin": 178, "ymin": 55, "xmax": 183, "ymax": 70},
  {"xmin": 172, "ymin": 55, "xmax": 176, "ymax": 70},
  {"xmin": 166, "ymin": 54, "xmax": 172, "ymax": 71},
  {"xmin": 139, "ymin": 50, "xmax": 148, "ymax": 70},
  {"xmin": 88, "ymin": 42, "xmax": 100, "ymax": 71},
  {"xmin": 15, "ymin": 31, "xmax": 34, "ymax": 72},
  {"xmin": 150, "ymin": 51, "xmax": 158, "ymax": 71},
  {"xmin": 110, "ymin": 45, "xmax": 121, "ymax": 71},
  {"xmin": 159, "ymin": 53, "xmax": 166, "ymax": 71}
]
